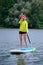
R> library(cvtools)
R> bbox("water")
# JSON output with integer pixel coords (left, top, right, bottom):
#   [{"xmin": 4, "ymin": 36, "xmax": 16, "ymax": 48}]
[{"xmin": 0, "ymin": 29, "xmax": 43, "ymax": 65}]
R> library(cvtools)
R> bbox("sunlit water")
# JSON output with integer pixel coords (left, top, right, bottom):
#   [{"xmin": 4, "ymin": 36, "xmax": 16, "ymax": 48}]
[{"xmin": 0, "ymin": 29, "xmax": 43, "ymax": 65}]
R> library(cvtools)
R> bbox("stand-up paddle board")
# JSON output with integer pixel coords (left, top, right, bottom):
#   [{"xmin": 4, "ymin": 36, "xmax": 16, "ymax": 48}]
[{"xmin": 10, "ymin": 47, "xmax": 36, "ymax": 54}]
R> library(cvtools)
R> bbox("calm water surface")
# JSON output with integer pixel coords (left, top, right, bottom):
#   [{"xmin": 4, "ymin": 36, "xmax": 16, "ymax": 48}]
[{"xmin": 0, "ymin": 29, "xmax": 43, "ymax": 65}]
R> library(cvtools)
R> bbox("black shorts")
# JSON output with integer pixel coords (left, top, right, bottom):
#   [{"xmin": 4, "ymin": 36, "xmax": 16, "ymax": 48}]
[{"xmin": 19, "ymin": 31, "xmax": 27, "ymax": 34}]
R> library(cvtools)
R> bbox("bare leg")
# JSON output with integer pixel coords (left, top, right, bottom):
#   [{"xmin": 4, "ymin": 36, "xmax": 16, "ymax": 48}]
[
  {"xmin": 19, "ymin": 34, "xmax": 22, "ymax": 48},
  {"xmin": 23, "ymin": 34, "xmax": 28, "ymax": 48}
]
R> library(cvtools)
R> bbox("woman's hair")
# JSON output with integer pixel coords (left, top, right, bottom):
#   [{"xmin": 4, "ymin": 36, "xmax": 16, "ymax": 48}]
[{"xmin": 20, "ymin": 13, "xmax": 26, "ymax": 19}]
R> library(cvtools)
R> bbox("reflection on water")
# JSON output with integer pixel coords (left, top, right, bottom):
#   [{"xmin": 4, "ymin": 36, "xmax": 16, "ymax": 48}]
[
  {"xmin": 17, "ymin": 55, "xmax": 26, "ymax": 65},
  {"xmin": 11, "ymin": 50, "xmax": 43, "ymax": 65}
]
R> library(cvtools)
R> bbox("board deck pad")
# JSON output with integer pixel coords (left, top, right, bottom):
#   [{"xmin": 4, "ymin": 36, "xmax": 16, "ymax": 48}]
[{"xmin": 10, "ymin": 47, "xmax": 36, "ymax": 54}]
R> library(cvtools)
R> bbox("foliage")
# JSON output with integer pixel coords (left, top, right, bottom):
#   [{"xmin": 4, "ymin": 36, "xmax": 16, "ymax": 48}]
[{"xmin": 0, "ymin": 0, "xmax": 43, "ymax": 28}]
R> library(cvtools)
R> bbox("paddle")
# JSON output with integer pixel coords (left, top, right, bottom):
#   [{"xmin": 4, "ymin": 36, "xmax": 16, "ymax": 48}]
[
  {"xmin": 27, "ymin": 33, "xmax": 36, "ymax": 54},
  {"xmin": 27, "ymin": 33, "xmax": 31, "ymax": 43}
]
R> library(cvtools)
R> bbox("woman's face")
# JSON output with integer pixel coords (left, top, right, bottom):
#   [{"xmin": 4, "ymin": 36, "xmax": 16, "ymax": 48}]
[
  {"xmin": 21, "ymin": 18, "xmax": 25, "ymax": 21},
  {"xmin": 20, "ymin": 14, "xmax": 26, "ymax": 21}
]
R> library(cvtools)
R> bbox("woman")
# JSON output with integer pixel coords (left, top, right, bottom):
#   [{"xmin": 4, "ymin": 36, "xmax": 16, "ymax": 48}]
[{"xmin": 19, "ymin": 14, "xmax": 28, "ymax": 49}]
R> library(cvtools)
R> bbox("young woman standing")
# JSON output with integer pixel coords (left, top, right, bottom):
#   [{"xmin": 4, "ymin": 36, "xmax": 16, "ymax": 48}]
[{"xmin": 19, "ymin": 14, "xmax": 28, "ymax": 49}]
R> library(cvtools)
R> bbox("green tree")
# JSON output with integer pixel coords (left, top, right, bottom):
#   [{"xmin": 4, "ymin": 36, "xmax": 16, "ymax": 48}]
[{"xmin": 0, "ymin": 0, "xmax": 43, "ymax": 28}]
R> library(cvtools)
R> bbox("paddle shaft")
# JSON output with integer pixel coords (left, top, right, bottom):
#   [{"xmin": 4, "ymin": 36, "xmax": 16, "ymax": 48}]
[{"xmin": 27, "ymin": 33, "xmax": 31, "ymax": 43}]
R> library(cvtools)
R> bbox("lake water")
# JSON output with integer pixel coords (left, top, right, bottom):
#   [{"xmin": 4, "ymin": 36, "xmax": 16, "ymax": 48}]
[{"xmin": 0, "ymin": 29, "xmax": 43, "ymax": 65}]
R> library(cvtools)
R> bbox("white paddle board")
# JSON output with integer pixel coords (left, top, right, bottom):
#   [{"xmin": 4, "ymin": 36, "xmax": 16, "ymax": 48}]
[{"xmin": 10, "ymin": 47, "xmax": 36, "ymax": 54}]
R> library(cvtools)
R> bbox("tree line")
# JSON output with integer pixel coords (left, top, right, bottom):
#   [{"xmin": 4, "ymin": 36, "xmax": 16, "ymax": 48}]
[{"xmin": 0, "ymin": 0, "xmax": 43, "ymax": 28}]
